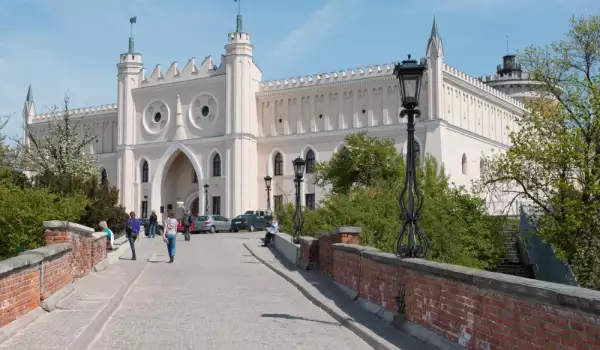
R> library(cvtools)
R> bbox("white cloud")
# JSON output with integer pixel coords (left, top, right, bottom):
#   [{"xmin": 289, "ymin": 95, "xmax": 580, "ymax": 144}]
[{"xmin": 262, "ymin": 0, "xmax": 365, "ymax": 74}]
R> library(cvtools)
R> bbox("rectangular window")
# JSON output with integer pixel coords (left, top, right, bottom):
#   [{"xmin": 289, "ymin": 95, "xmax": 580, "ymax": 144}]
[
  {"xmin": 305, "ymin": 194, "xmax": 315, "ymax": 210},
  {"xmin": 141, "ymin": 200, "xmax": 148, "ymax": 218},
  {"xmin": 274, "ymin": 195, "xmax": 283, "ymax": 213},
  {"xmin": 212, "ymin": 196, "xmax": 221, "ymax": 215}
]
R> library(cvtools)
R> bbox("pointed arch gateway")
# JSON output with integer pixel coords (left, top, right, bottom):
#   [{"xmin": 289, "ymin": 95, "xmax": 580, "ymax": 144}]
[{"xmin": 150, "ymin": 142, "xmax": 205, "ymax": 217}]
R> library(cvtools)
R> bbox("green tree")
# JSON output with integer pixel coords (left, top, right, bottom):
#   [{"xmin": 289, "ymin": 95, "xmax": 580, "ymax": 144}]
[
  {"xmin": 313, "ymin": 132, "xmax": 404, "ymax": 195},
  {"xmin": 20, "ymin": 96, "xmax": 99, "ymax": 181},
  {"xmin": 17, "ymin": 96, "xmax": 128, "ymax": 233},
  {"xmin": 477, "ymin": 16, "xmax": 600, "ymax": 288},
  {"xmin": 281, "ymin": 132, "xmax": 505, "ymax": 269}
]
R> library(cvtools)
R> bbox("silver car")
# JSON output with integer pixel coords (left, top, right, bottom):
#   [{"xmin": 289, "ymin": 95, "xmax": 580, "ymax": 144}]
[{"xmin": 192, "ymin": 215, "xmax": 230, "ymax": 234}]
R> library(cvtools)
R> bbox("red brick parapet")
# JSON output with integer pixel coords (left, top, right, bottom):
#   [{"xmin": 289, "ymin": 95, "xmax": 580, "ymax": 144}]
[
  {"xmin": 317, "ymin": 227, "xmax": 361, "ymax": 277},
  {"xmin": 332, "ymin": 243, "xmax": 600, "ymax": 349},
  {"xmin": 0, "ymin": 243, "xmax": 72, "ymax": 327},
  {"xmin": 44, "ymin": 221, "xmax": 107, "ymax": 278},
  {"xmin": 298, "ymin": 236, "xmax": 319, "ymax": 270}
]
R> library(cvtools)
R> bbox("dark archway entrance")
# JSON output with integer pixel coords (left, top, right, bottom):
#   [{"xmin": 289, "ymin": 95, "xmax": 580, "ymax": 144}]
[{"xmin": 191, "ymin": 198, "xmax": 199, "ymax": 216}]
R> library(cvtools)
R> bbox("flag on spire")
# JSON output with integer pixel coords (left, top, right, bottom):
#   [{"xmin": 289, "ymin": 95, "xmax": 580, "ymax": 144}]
[{"xmin": 130, "ymin": 16, "xmax": 137, "ymax": 24}]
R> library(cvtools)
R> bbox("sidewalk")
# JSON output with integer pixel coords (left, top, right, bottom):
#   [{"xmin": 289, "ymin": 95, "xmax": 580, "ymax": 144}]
[
  {"xmin": 0, "ymin": 237, "xmax": 158, "ymax": 350},
  {"xmin": 242, "ymin": 239, "xmax": 434, "ymax": 350}
]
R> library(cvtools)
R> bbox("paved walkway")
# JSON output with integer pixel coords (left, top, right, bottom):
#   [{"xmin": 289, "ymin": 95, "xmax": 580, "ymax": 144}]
[{"xmin": 2, "ymin": 232, "xmax": 373, "ymax": 350}]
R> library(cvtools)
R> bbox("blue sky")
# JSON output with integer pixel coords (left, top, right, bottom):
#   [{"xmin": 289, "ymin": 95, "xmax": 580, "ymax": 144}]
[{"xmin": 0, "ymin": 0, "xmax": 596, "ymax": 139}]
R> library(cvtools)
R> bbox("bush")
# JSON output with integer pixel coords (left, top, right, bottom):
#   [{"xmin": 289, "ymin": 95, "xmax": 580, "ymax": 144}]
[
  {"xmin": 0, "ymin": 181, "xmax": 87, "ymax": 259},
  {"xmin": 34, "ymin": 171, "xmax": 128, "ymax": 234},
  {"xmin": 278, "ymin": 131, "xmax": 507, "ymax": 270}
]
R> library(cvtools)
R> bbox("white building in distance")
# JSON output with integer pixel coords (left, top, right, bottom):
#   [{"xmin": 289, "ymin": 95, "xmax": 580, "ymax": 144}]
[{"xmin": 23, "ymin": 17, "xmax": 538, "ymax": 220}]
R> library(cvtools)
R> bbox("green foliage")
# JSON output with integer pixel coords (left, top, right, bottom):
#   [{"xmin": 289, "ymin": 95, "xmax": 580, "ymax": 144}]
[
  {"xmin": 0, "ymin": 181, "xmax": 87, "ymax": 259},
  {"xmin": 279, "ymin": 133, "xmax": 506, "ymax": 270},
  {"xmin": 34, "ymin": 171, "xmax": 128, "ymax": 233},
  {"xmin": 313, "ymin": 132, "xmax": 404, "ymax": 195},
  {"xmin": 477, "ymin": 16, "xmax": 600, "ymax": 289}
]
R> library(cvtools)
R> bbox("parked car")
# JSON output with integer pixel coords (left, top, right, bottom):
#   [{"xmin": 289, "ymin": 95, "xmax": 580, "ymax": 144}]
[
  {"xmin": 140, "ymin": 218, "xmax": 164, "ymax": 236},
  {"xmin": 230, "ymin": 214, "xmax": 268, "ymax": 232},
  {"xmin": 192, "ymin": 215, "xmax": 230, "ymax": 233},
  {"xmin": 177, "ymin": 219, "xmax": 195, "ymax": 233}
]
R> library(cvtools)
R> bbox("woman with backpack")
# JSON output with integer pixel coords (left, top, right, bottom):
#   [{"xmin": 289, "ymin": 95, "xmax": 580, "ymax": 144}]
[{"xmin": 125, "ymin": 211, "xmax": 141, "ymax": 260}]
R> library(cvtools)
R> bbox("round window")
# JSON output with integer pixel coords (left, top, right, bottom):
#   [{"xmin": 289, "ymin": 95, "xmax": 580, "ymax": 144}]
[
  {"xmin": 154, "ymin": 112, "xmax": 162, "ymax": 123},
  {"xmin": 201, "ymin": 106, "xmax": 210, "ymax": 117}
]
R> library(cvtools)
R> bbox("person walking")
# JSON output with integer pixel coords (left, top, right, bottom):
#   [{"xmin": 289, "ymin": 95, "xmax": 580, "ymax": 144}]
[
  {"xmin": 182, "ymin": 209, "xmax": 192, "ymax": 242},
  {"xmin": 164, "ymin": 211, "xmax": 178, "ymax": 263},
  {"xmin": 125, "ymin": 212, "xmax": 141, "ymax": 260},
  {"xmin": 149, "ymin": 210, "xmax": 158, "ymax": 238},
  {"xmin": 262, "ymin": 215, "xmax": 279, "ymax": 247},
  {"xmin": 99, "ymin": 221, "xmax": 115, "ymax": 250}
]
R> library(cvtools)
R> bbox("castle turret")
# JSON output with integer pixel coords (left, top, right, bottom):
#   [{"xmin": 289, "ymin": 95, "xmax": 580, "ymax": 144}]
[
  {"xmin": 425, "ymin": 18, "xmax": 444, "ymax": 120},
  {"xmin": 224, "ymin": 8, "xmax": 261, "ymax": 215},
  {"xmin": 22, "ymin": 85, "xmax": 36, "ymax": 146},
  {"xmin": 480, "ymin": 54, "xmax": 543, "ymax": 102},
  {"xmin": 116, "ymin": 16, "xmax": 143, "ymax": 211}
]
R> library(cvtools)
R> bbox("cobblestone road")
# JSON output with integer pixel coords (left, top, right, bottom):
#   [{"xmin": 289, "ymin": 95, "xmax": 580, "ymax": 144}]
[{"xmin": 88, "ymin": 232, "xmax": 372, "ymax": 350}]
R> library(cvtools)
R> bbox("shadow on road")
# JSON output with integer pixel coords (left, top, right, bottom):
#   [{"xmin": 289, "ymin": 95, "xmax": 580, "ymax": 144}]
[
  {"xmin": 261, "ymin": 313, "xmax": 341, "ymax": 326},
  {"xmin": 260, "ymin": 244, "xmax": 432, "ymax": 349}
]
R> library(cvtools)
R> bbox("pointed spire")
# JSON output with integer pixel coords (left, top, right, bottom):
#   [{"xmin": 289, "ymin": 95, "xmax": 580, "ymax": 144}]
[
  {"xmin": 173, "ymin": 94, "xmax": 187, "ymax": 140},
  {"xmin": 431, "ymin": 16, "xmax": 440, "ymax": 41},
  {"xmin": 235, "ymin": 0, "xmax": 243, "ymax": 32},
  {"xmin": 26, "ymin": 85, "xmax": 34, "ymax": 104},
  {"xmin": 426, "ymin": 16, "xmax": 443, "ymax": 57}
]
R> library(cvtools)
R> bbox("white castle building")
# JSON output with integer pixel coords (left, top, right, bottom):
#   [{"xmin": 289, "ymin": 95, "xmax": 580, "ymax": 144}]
[{"xmin": 22, "ymin": 17, "xmax": 538, "ymax": 219}]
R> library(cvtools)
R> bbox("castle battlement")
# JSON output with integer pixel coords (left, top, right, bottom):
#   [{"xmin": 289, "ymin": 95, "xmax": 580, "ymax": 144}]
[
  {"xmin": 259, "ymin": 63, "xmax": 397, "ymax": 92},
  {"xmin": 442, "ymin": 63, "xmax": 525, "ymax": 109},
  {"xmin": 140, "ymin": 55, "xmax": 224, "ymax": 87},
  {"xmin": 33, "ymin": 103, "xmax": 118, "ymax": 122},
  {"xmin": 478, "ymin": 70, "xmax": 531, "ymax": 83}
]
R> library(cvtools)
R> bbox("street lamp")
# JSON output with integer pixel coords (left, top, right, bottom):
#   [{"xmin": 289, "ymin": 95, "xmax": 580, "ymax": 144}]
[
  {"xmin": 264, "ymin": 175, "xmax": 272, "ymax": 215},
  {"xmin": 393, "ymin": 54, "xmax": 431, "ymax": 258},
  {"xmin": 203, "ymin": 184, "xmax": 209, "ymax": 215},
  {"xmin": 292, "ymin": 156, "xmax": 306, "ymax": 244}
]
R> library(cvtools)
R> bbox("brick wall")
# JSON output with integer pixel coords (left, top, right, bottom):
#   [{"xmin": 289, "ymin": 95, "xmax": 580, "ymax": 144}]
[
  {"xmin": 1, "ymin": 221, "xmax": 109, "ymax": 328},
  {"xmin": 44, "ymin": 221, "xmax": 107, "ymax": 279},
  {"xmin": 0, "ymin": 265, "xmax": 40, "ymax": 327},
  {"xmin": 331, "ymin": 244, "xmax": 600, "ymax": 349},
  {"xmin": 314, "ymin": 227, "xmax": 361, "ymax": 275},
  {"xmin": 40, "ymin": 251, "xmax": 73, "ymax": 300}
]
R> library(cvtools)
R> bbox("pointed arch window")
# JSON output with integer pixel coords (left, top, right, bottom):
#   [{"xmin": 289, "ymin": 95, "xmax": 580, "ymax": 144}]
[
  {"xmin": 274, "ymin": 153, "xmax": 283, "ymax": 176},
  {"xmin": 414, "ymin": 141, "xmax": 421, "ymax": 167},
  {"xmin": 212, "ymin": 154, "xmax": 222, "ymax": 177},
  {"xmin": 141, "ymin": 161, "xmax": 149, "ymax": 183},
  {"xmin": 101, "ymin": 168, "xmax": 108, "ymax": 185},
  {"xmin": 462, "ymin": 154, "xmax": 468, "ymax": 175},
  {"xmin": 305, "ymin": 149, "xmax": 316, "ymax": 174}
]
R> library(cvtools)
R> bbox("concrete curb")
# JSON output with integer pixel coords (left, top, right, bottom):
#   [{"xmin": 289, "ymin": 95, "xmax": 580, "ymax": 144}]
[
  {"xmin": 66, "ymin": 243, "xmax": 157, "ymax": 350},
  {"xmin": 40, "ymin": 284, "xmax": 75, "ymax": 312},
  {"xmin": 243, "ymin": 242, "xmax": 401, "ymax": 350},
  {"xmin": 0, "ymin": 307, "xmax": 45, "ymax": 345}
]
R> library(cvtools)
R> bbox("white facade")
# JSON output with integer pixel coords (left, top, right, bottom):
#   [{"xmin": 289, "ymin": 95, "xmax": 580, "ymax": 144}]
[{"xmin": 23, "ymin": 20, "xmax": 526, "ymax": 220}]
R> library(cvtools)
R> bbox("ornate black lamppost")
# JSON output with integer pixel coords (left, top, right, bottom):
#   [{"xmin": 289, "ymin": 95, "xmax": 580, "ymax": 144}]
[
  {"xmin": 203, "ymin": 184, "xmax": 209, "ymax": 215},
  {"xmin": 292, "ymin": 156, "xmax": 306, "ymax": 244},
  {"xmin": 264, "ymin": 175, "xmax": 272, "ymax": 215},
  {"xmin": 393, "ymin": 55, "xmax": 431, "ymax": 258}
]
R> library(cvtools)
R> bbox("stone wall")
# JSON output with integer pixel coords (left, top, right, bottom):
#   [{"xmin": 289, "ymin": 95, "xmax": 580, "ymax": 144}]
[
  {"xmin": 0, "ymin": 221, "xmax": 107, "ymax": 328},
  {"xmin": 297, "ymin": 228, "xmax": 600, "ymax": 349},
  {"xmin": 333, "ymin": 244, "xmax": 600, "ymax": 349}
]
